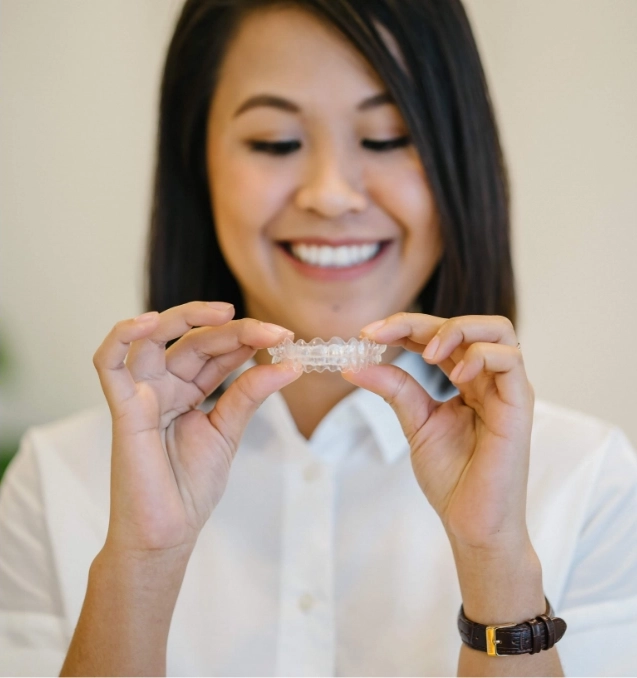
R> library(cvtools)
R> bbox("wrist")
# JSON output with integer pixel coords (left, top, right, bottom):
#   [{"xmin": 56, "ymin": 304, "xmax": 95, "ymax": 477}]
[
  {"xmin": 95, "ymin": 539, "xmax": 193, "ymax": 592},
  {"xmin": 451, "ymin": 537, "xmax": 545, "ymax": 625},
  {"xmin": 89, "ymin": 541, "xmax": 193, "ymax": 633},
  {"xmin": 61, "ymin": 544, "xmax": 192, "ymax": 676}
]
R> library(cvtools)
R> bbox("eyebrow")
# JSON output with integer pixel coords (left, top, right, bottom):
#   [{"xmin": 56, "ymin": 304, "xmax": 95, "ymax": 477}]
[{"xmin": 232, "ymin": 91, "xmax": 395, "ymax": 118}]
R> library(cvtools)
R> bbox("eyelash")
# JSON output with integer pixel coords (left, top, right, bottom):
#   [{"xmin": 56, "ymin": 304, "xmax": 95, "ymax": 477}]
[{"xmin": 247, "ymin": 136, "xmax": 411, "ymax": 156}]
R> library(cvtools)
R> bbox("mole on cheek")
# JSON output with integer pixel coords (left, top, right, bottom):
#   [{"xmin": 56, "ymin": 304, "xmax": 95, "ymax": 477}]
[{"xmin": 331, "ymin": 304, "xmax": 341, "ymax": 313}]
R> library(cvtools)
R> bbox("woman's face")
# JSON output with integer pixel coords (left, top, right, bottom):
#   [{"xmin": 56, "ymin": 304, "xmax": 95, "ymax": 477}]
[{"xmin": 206, "ymin": 6, "xmax": 441, "ymax": 341}]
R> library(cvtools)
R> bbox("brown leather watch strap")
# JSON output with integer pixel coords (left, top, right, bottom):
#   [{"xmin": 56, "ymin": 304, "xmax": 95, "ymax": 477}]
[{"xmin": 457, "ymin": 599, "xmax": 567, "ymax": 656}]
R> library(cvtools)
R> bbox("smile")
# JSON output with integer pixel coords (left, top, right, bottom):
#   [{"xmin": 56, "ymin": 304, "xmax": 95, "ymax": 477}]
[{"xmin": 282, "ymin": 241, "xmax": 388, "ymax": 269}]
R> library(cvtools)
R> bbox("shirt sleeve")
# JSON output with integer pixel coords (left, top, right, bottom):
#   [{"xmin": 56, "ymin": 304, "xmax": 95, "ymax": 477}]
[
  {"xmin": 0, "ymin": 432, "xmax": 68, "ymax": 677},
  {"xmin": 557, "ymin": 427, "xmax": 637, "ymax": 677}
]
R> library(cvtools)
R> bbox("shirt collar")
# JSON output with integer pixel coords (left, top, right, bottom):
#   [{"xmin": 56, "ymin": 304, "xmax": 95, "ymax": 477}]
[
  {"xmin": 349, "ymin": 349, "xmax": 454, "ymax": 465},
  {"xmin": 219, "ymin": 350, "xmax": 456, "ymax": 465}
]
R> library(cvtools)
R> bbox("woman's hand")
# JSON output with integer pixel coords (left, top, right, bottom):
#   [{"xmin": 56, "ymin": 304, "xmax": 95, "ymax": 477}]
[
  {"xmin": 344, "ymin": 313, "xmax": 551, "ymax": 639},
  {"xmin": 346, "ymin": 313, "xmax": 533, "ymax": 551},
  {"xmin": 93, "ymin": 301, "xmax": 300, "ymax": 558},
  {"xmin": 62, "ymin": 301, "xmax": 300, "ymax": 677}
]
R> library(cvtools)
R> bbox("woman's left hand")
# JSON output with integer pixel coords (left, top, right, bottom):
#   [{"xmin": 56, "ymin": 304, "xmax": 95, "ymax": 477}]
[
  {"xmin": 346, "ymin": 314, "xmax": 559, "ymax": 678},
  {"xmin": 344, "ymin": 313, "xmax": 534, "ymax": 555},
  {"xmin": 347, "ymin": 314, "xmax": 559, "ymax": 678}
]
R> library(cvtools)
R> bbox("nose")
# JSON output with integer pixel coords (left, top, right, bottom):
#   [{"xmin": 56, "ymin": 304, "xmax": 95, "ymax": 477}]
[{"xmin": 295, "ymin": 146, "xmax": 368, "ymax": 218}]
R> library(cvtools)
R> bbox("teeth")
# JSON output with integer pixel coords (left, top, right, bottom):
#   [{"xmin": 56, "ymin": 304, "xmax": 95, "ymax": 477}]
[
  {"xmin": 290, "ymin": 242, "xmax": 381, "ymax": 268},
  {"xmin": 318, "ymin": 246, "xmax": 331, "ymax": 266}
]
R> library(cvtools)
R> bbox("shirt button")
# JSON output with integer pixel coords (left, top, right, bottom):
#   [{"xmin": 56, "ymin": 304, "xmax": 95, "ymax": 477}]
[
  {"xmin": 298, "ymin": 592, "xmax": 315, "ymax": 613},
  {"xmin": 303, "ymin": 463, "xmax": 322, "ymax": 483}
]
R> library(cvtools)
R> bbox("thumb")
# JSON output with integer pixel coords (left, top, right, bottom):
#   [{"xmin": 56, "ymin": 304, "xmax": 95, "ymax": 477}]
[
  {"xmin": 342, "ymin": 363, "xmax": 436, "ymax": 441},
  {"xmin": 208, "ymin": 363, "xmax": 301, "ymax": 453}
]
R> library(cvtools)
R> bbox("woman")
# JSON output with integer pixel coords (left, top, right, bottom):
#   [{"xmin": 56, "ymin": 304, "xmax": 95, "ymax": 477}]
[{"xmin": 1, "ymin": 1, "xmax": 636, "ymax": 676}]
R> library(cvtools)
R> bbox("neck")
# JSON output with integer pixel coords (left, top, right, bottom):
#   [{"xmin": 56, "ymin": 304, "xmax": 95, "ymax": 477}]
[{"xmin": 254, "ymin": 345, "xmax": 403, "ymax": 439}]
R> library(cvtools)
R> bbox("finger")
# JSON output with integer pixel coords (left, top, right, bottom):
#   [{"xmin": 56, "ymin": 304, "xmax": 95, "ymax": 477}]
[
  {"xmin": 93, "ymin": 312, "xmax": 160, "ymax": 407},
  {"xmin": 361, "ymin": 313, "xmax": 518, "ymax": 381},
  {"xmin": 127, "ymin": 301, "xmax": 235, "ymax": 379},
  {"xmin": 149, "ymin": 301, "xmax": 236, "ymax": 344},
  {"xmin": 342, "ymin": 364, "xmax": 436, "ymax": 442},
  {"xmin": 449, "ymin": 342, "xmax": 530, "ymax": 408},
  {"xmin": 165, "ymin": 319, "xmax": 293, "ymax": 382},
  {"xmin": 362, "ymin": 312, "xmax": 517, "ymax": 349},
  {"xmin": 360, "ymin": 312, "xmax": 445, "ymax": 349},
  {"xmin": 192, "ymin": 345, "xmax": 256, "ymax": 396},
  {"xmin": 208, "ymin": 363, "xmax": 302, "ymax": 453},
  {"xmin": 421, "ymin": 315, "xmax": 518, "ymax": 364},
  {"xmin": 359, "ymin": 313, "xmax": 456, "ymax": 380}
]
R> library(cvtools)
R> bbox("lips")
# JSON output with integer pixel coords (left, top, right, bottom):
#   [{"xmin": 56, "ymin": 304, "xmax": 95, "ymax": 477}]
[
  {"xmin": 290, "ymin": 241, "xmax": 380, "ymax": 268},
  {"xmin": 276, "ymin": 238, "xmax": 392, "ymax": 281}
]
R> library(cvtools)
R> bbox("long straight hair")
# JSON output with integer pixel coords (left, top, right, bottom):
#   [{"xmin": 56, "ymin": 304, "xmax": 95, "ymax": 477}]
[{"xmin": 147, "ymin": 0, "xmax": 515, "ymax": 330}]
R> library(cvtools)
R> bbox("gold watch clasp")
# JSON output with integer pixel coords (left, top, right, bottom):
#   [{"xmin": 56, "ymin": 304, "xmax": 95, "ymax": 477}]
[{"xmin": 485, "ymin": 622, "xmax": 517, "ymax": 656}]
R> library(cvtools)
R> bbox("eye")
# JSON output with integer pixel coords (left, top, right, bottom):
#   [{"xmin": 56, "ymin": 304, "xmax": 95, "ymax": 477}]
[
  {"xmin": 247, "ymin": 140, "xmax": 301, "ymax": 156},
  {"xmin": 362, "ymin": 136, "xmax": 411, "ymax": 151}
]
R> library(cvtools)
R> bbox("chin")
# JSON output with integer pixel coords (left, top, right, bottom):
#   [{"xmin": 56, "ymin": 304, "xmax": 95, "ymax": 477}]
[{"xmin": 289, "ymin": 310, "xmax": 382, "ymax": 343}]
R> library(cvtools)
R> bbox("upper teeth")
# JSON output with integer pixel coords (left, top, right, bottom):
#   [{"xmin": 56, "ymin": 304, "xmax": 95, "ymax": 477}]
[{"xmin": 290, "ymin": 242, "xmax": 381, "ymax": 268}]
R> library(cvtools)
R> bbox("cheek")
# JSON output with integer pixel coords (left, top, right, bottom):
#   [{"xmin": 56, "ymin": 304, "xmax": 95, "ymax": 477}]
[
  {"xmin": 368, "ymin": 160, "xmax": 438, "ymax": 243},
  {"xmin": 213, "ymin": 153, "xmax": 286, "ymax": 239},
  {"xmin": 208, "ymin": 148, "xmax": 298, "ymax": 297},
  {"xmin": 209, "ymin": 147, "xmax": 290, "ymax": 247}
]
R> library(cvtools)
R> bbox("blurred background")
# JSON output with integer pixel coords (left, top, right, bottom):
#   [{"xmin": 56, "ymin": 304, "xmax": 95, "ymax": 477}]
[{"xmin": 1, "ymin": 0, "xmax": 636, "ymax": 477}]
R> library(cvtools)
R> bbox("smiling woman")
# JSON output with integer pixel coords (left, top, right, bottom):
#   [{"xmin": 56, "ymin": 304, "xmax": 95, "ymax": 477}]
[
  {"xmin": 1, "ymin": 1, "xmax": 636, "ymax": 677},
  {"xmin": 205, "ymin": 5, "xmax": 442, "ymax": 353},
  {"xmin": 148, "ymin": 1, "xmax": 514, "ymax": 334}
]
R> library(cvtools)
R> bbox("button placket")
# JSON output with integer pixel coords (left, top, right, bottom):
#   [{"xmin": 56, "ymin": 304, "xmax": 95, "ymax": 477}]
[
  {"xmin": 303, "ymin": 462, "xmax": 322, "ymax": 483},
  {"xmin": 298, "ymin": 592, "xmax": 315, "ymax": 613},
  {"xmin": 275, "ymin": 453, "xmax": 335, "ymax": 676}
]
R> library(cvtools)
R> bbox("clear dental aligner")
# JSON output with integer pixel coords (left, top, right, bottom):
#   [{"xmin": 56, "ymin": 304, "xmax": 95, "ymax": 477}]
[{"xmin": 268, "ymin": 337, "xmax": 387, "ymax": 373}]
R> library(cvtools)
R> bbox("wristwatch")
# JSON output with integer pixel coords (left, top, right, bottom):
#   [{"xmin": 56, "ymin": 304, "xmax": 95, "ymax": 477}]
[{"xmin": 458, "ymin": 598, "xmax": 567, "ymax": 656}]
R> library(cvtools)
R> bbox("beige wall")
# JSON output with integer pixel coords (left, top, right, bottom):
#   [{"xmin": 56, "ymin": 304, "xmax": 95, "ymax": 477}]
[
  {"xmin": 465, "ymin": 0, "xmax": 637, "ymax": 446},
  {"xmin": 1, "ymin": 0, "xmax": 636, "ymax": 447}
]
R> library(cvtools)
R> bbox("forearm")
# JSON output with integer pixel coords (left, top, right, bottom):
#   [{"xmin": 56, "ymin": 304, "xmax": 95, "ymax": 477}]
[
  {"xmin": 60, "ymin": 544, "xmax": 191, "ymax": 677},
  {"xmin": 453, "ymin": 539, "xmax": 563, "ymax": 677}
]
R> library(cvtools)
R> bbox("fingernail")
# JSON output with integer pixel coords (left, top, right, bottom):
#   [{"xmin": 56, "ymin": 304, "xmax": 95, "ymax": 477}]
[
  {"xmin": 423, "ymin": 335, "xmax": 440, "ymax": 360},
  {"xmin": 449, "ymin": 360, "xmax": 465, "ymax": 382},
  {"xmin": 134, "ymin": 311, "xmax": 159, "ymax": 323},
  {"xmin": 207, "ymin": 302, "xmax": 234, "ymax": 311},
  {"xmin": 261, "ymin": 322, "xmax": 293, "ymax": 337},
  {"xmin": 360, "ymin": 319, "xmax": 386, "ymax": 336}
]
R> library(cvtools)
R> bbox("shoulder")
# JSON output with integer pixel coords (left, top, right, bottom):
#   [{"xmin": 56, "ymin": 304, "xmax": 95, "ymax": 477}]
[
  {"xmin": 0, "ymin": 405, "xmax": 112, "ymax": 555},
  {"xmin": 12, "ymin": 405, "xmax": 112, "ymax": 509},
  {"xmin": 531, "ymin": 398, "xmax": 635, "ymax": 466},
  {"xmin": 27, "ymin": 404, "xmax": 112, "ymax": 451},
  {"xmin": 25, "ymin": 405, "xmax": 112, "ymax": 465},
  {"xmin": 7, "ymin": 405, "xmax": 111, "ymax": 476},
  {"xmin": 528, "ymin": 397, "xmax": 636, "ymax": 512}
]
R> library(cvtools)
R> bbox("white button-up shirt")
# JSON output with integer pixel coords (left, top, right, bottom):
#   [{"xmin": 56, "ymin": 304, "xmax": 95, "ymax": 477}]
[{"xmin": 1, "ymin": 351, "xmax": 636, "ymax": 676}]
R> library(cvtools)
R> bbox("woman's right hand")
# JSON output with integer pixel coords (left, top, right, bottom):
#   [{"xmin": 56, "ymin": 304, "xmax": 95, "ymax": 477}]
[{"xmin": 92, "ymin": 301, "xmax": 299, "ymax": 558}]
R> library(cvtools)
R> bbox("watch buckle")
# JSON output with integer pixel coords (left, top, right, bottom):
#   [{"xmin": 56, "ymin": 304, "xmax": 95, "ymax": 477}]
[{"xmin": 486, "ymin": 622, "xmax": 517, "ymax": 656}]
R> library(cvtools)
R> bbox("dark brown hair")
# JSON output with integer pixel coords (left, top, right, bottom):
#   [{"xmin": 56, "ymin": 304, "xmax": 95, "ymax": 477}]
[{"xmin": 147, "ymin": 0, "xmax": 515, "ymax": 329}]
